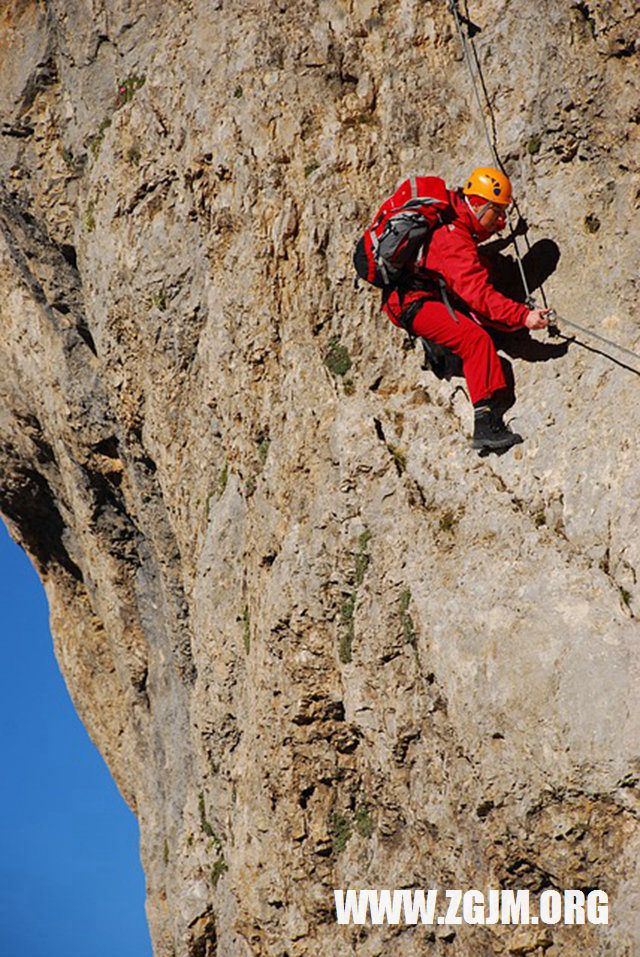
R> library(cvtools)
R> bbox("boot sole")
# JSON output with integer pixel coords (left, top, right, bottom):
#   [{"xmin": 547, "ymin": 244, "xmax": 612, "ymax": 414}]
[{"xmin": 471, "ymin": 434, "xmax": 523, "ymax": 451}]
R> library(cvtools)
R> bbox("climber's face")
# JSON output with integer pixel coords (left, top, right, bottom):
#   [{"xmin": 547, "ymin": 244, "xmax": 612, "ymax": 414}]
[
  {"xmin": 466, "ymin": 193, "xmax": 510, "ymax": 234},
  {"xmin": 478, "ymin": 201, "xmax": 509, "ymax": 233}
]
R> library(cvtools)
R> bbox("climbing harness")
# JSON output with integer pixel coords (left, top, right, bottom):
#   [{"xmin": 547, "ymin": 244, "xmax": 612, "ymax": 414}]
[{"xmin": 448, "ymin": 0, "xmax": 640, "ymax": 373}]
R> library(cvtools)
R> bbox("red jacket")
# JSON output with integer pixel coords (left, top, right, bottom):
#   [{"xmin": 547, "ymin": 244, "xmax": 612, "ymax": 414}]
[{"xmin": 386, "ymin": 189, "xmax": 530, "ymax": 329}]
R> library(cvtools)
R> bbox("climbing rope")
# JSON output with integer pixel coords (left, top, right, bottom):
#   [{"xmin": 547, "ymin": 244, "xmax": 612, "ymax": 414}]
[
  {"xmin": 448, "ymin": 0, "xmax": 640, "ymax": 371},
  {"xmin": 448, "ymin": 0, "xmax": 533, "ymax": 304},
  {"xmin": 449, "ymin": 2, "xmax": 495, "ymax": 164}
]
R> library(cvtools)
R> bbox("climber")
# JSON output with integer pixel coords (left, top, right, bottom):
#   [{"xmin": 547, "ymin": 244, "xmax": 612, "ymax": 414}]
[{"xmin": 384, "ymin": 167, "xmax": 550, "ymax": 452}]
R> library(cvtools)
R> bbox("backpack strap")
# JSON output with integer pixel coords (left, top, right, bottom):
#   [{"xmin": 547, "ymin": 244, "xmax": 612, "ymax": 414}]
[
  {"xmin": 369, "ymin": 230, "xmax": 390, "ymax": 285},
  {"xmin": 400, "ymin": 298, "xmax": 428, "ymax": 337},
  {"xmin": 437, "ymin": 277, "xmax": 459, "ymax": 323}
]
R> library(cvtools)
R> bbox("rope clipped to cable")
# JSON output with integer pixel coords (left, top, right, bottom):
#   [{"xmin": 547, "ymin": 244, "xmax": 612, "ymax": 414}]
[{"xmin": 547, "ymin": 310, "xmax": 640, "ymax": 373}]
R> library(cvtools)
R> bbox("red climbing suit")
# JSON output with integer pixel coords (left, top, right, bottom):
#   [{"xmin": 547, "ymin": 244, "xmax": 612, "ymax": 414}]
[{"xmin": 384, "ymin": 189, "xmax": 530, "ymax": 404}]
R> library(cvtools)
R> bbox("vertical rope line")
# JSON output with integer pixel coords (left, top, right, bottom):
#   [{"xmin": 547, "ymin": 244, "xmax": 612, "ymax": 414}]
[
  {"xmin": 449, "ymin": 1, "xmax": 496, "ymax": 163},
  {"xmin": 449, "ymin": 0, "xmax": 534, "ymax": 303}
]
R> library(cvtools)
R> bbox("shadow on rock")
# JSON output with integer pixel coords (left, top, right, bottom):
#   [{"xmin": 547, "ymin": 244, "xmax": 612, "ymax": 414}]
[
  {"xmin": 484, "ymin": 237, "xmax": 561, "ymax": 301},
  {"xmin": 491, "ymin": 328, "xmax": 570, "ymax": 363}
]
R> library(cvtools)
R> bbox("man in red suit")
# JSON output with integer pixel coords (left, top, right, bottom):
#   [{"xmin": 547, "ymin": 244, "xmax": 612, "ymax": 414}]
[{"xmin": 384, "ymin": 167, "xmax": 550, "ymax": 452}]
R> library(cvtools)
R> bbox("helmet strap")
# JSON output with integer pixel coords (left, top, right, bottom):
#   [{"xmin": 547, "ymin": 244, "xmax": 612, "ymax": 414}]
[{"xmin": 464, "ymin": 195, "xmax": 492, "ymax": 222}]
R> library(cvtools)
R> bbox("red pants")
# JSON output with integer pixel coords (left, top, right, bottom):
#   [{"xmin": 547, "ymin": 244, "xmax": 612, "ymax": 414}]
[{"xmin": 389, "ymin": 299, "xmax": 507, "ymax": 404}]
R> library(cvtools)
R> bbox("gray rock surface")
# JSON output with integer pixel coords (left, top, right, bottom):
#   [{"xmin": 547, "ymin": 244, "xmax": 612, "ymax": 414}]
[{"xmin": 0, "ymin": 0, "xmax": 639, "ymax": 954}]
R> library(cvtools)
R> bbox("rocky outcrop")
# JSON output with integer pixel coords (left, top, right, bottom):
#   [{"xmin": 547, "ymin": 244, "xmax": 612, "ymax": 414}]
[{"xmin": 1, "ymin": 1, "xmax": 639, "ymax": 954}]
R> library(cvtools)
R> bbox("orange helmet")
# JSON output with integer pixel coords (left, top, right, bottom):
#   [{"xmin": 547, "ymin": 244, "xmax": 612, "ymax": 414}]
[{"xmin": 463, "ymin": 166, "xmax": 512, "ymax": 206}]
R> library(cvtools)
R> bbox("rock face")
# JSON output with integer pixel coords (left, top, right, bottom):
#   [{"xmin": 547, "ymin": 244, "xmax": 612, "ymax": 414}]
[{"xmin": 1, "ymin": 0, "xmax": 639, "ymax": 954}]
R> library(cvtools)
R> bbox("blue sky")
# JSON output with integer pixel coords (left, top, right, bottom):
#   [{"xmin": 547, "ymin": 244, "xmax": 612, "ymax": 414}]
[{"xmin": 0, "ymin": 520, "xmax": 152, "ymax": 957}]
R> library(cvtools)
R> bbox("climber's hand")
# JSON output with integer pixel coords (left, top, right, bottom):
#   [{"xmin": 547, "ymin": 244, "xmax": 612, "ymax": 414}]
[{"xmin": 525, "ymin": 308, "xmax": 551, "ymax": 330}]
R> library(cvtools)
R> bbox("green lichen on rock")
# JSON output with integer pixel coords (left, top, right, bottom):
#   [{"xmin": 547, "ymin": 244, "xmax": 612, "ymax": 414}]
[
  {"xmin": 83, "ymin": 201, "xmax": 96, "ymax": 231},
  {"xmin": 387, "ymin": 443, "xmax": 407, "ymax": 474},
  {"xmin": 217, "ymin": 459, "xmax": 229, "ymax": 495},
  {"xmin": 354, "ymin": 529, "xmax": 371, "ymax": 586},
  {"xmin": 339, "ymin": 592, "xmax": 356, "ymax": 663},
  {"xmin": 89, "ymin": 117, "xmax": 112, "ymax": 157},
  {"xmin": 115, "ymin": 73, "xmax": 146, "ymax": 108},
  {"xmin": 354, "ymin": 802, "xmax": 373, "ymax": 838},
  {"xmin": 324, "ymin": 336, "xmax": 352, "ymax": 377},
  {"xmin": 526, "ymin": 134, "xmax": 542, "ymax": 155},
  {"xmin": 330, "ymin": 813, "xmax": 352, "ymax": 853},
  {"xmin": 152, "ymin": 289, "xmax": 168, "ymax": 311},
  {"xmin": 210, "ymin": 855, "xmax": 227, "ymax": 887},
  {"xmin": 339, "ymin": 531, "xmax": 372, "ymax": 663},
  {"xmin": 399, "ymin": 588, "xmax": 416, "ymax": 645},
  {"xmin": 199, "ymin": 792, "xmax": 214, "ymax": 838}
]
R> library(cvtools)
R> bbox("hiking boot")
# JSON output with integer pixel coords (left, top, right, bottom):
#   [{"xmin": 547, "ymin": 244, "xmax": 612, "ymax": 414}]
[{"xmin": 471, "ymin": 403, "xmax": 523, "ymax": 452}]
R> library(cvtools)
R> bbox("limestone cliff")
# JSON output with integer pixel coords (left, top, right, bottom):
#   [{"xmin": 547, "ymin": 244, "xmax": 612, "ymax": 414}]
[{"xmin": 1, "ymin": 1, "xmax": 639, "ymax": 954}]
